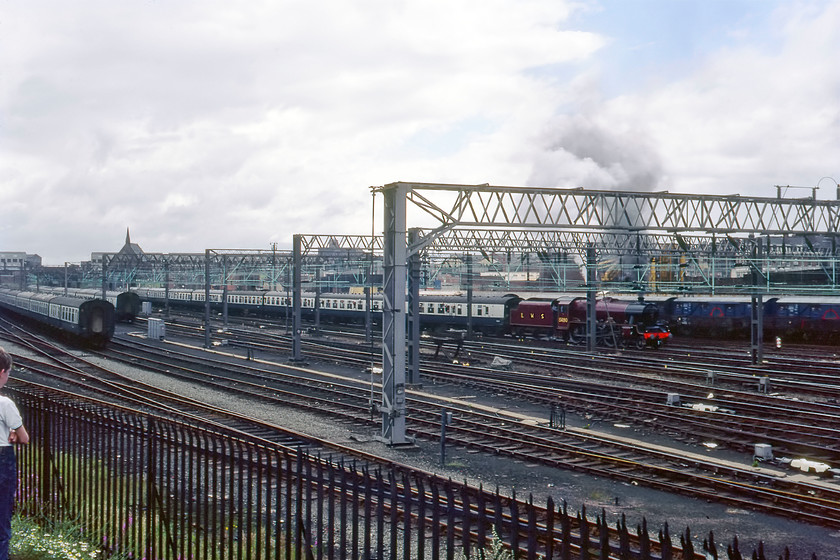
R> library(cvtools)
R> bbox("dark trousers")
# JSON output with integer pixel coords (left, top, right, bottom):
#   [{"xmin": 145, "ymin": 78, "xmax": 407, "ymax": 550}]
[{"xmin": 0, "ymin": 446, "xmax": 16, "ymax": 560}]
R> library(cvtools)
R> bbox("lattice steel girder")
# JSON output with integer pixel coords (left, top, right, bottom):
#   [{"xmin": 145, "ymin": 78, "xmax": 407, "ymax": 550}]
[
  {"xmin": 101, "ymin": 250, "xmax": 298, "ymax": 288},
  {"xmin": 412, "ymin": 229, "xmax": 840, "ymax": 258},
  {"xmin": 297, "ymin": 235, "xmax": 382, "ymax": 255},
  {"xmin": 374, "ymin": 182, "xmax": 840, "ymax": 235},
  {"xmin": 292, "ymin": 230, "xmax": 839, "ymax": 262}
]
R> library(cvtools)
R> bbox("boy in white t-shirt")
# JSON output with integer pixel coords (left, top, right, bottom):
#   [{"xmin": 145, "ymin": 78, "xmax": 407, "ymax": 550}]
[{"xmin": 0, "ymin": 347, "xmax": 28, "ymax": 560}]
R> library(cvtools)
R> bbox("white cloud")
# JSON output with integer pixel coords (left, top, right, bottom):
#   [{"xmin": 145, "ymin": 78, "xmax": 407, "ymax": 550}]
[
  {"xmin": 1, "ymin": 0, "xmax": 838, "ymax": 264},
  {"xmin": 597, "ymin": 1, "xmax": 840, "ymax": 197}
]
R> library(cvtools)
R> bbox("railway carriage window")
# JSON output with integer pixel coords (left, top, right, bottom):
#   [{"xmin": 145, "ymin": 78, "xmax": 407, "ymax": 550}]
[
  {"xmin": 476, "ymin": 306, "xmax": 482, "ymax": 316},
  {"xmin": 333, "ymin": 301, "xmax": 338, "ymax": 309},
  {"xmin": 427, "ymin": 305, "xmax": 434, "ymax": 314},
  {"xmin": 438, "ymin": 304, "xmax": 445, "ymax": 314},
  {"xmin": 340, "ymin": 301, "xmax": 345, "ymax": 309},
  {"xmin": 457, "ymin": 305, "xmax": 463, "ymax": 315}
]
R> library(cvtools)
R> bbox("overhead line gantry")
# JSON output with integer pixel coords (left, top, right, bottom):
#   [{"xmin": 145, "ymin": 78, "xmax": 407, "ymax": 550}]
[{"xmin": 370, "ymin": 181, "xmax": 840, "ymax": 446}]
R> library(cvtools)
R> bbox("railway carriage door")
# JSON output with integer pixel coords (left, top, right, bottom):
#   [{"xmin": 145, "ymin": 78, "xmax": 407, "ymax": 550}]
[{"xmin": 90, "ymin": 307, "xmax": 105, "ymax": 334}]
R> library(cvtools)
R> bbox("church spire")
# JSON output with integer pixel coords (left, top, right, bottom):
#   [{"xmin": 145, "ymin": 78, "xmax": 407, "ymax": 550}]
[{"xmin": 126, "ymin": 227, "xmax": 131, "ymax": 245}]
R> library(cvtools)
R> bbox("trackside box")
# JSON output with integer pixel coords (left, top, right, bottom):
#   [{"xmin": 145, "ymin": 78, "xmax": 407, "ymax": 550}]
[{"xmin": 147, "ymin": 317, "xmax": 166, "ymax": 340}]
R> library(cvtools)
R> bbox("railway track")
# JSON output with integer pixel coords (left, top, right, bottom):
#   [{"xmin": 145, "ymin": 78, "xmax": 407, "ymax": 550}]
[
  {"xmin": 0, "ymin": 319, "xmax": 683, "ymax": 558},
  {"xmin": 11, "ymin": 317, "xmax": 840, "ymax": 530},
  {"xmin": 156, "ymin": 317, "xmax": 840, "ymax": 463}
]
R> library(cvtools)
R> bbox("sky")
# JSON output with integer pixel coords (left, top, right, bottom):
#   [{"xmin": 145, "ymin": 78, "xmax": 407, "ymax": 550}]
[{"xmin": 1, "ymin": 0, "xmax": 839, "ymax": 265}]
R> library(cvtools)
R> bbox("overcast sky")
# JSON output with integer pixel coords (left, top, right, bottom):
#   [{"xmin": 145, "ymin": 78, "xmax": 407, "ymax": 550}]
[{"xmin": 2, "ymin": 0, "xmax": 838, "ymax": 264}]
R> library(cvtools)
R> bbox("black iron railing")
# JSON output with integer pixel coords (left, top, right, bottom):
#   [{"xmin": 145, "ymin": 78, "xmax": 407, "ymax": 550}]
[{"xmin": 9, "ymin": 388, "xmax": 788, "ymax": 559}]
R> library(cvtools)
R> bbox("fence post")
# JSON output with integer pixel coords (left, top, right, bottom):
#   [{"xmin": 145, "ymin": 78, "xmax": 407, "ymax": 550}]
[
  {"xmin": 679, "ymin": 526, "xmax": 695, "ymax": 559},
  {"xmin": 560, "ymin": 500, "xmax": 571, "ymax": 560},
  {"xmin": 375, "ymin": 469, "xmax": 385, "ymax": 558},
  {"xmin": 637, "ymin": 518, "xmax": 650, "ymax": 559},
  {"xmin": 145, "ymin": 417, "xmax": 157, "ymax": 560},
  {"xmin": 445, "ymin": 481, "xmax": 456, "ymax": 560},
  {"xmin": 461, "ymin": 486, "xmax": 471, "ymax": 560},
  {"xmin": 430, "ymin": 479, "xmax": 441, "ymax": 560},
  {"xmin": 37, "ymin": 395, "xmax": 52, "ymax": 520},
  {"xmin": 363, "ymin": 466, "xmax": 372, "ymax": 560},
  {"xmin": 475, "ymin": 484, "xmax": 486, "ymax": 553},
  {"xmin": 618, "ymin": 514, "xmax": 629, "ymax": 559},
  {"xmin": 509, "ymin": 489, "xmax": 520, "ymax": 557},
  {"xmin": 402, "ymin": 474, "xmax": 413, "ymax": 560},
  {"xmin": 659, "ymin": 522, "xmax": 672, "ymax": 560},
  {"xmin": 578, "ymin": 505, "xmax": 591, "ymax": 560},
  {"xmin": 703, "ymin": 530, "xmax": 718, "ymax": 560},
  {"xmin": 598, "ymin": 510, "xmax": 610, "ymax": 560},
  {"xmin": 416, "ymin": 477, "xmax": 427, "ymax": 560},
  {"xmin": 340, "ymin": 462, "xmax": 349, "ymax": 560},
  {"xmin": 727, "ymin": 535, "xmax": 742, "ymax": 560},
  {"xmin": 544, "ymin": 496, "xmax": 555, "ymax": 560},
  {"xmin": 493, "ymin": 488, "xmax": 503, "ymax": 554},
  {"xmin": 316, "ymin": 456, "xmax": 325, "ymax": 559},
  {"xmin": 390, "ymin": 471, "xmax": 399, "ymax": 558},
  {"xmin": 525, "ymin": 494, "xmax": 537, "ymax": 560},
  {"xmin": 351, "ymin": 461, "xmax": 360, "ymax": 560},
  {"xmin": 284, "ymin": 452, "xmax": 294, "ymax": 560}
]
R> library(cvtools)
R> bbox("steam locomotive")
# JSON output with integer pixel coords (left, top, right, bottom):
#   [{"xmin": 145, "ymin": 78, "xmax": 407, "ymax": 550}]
[{"xmin": 508, "ymin": 295, "xmax": 668, "ymax": 348}]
